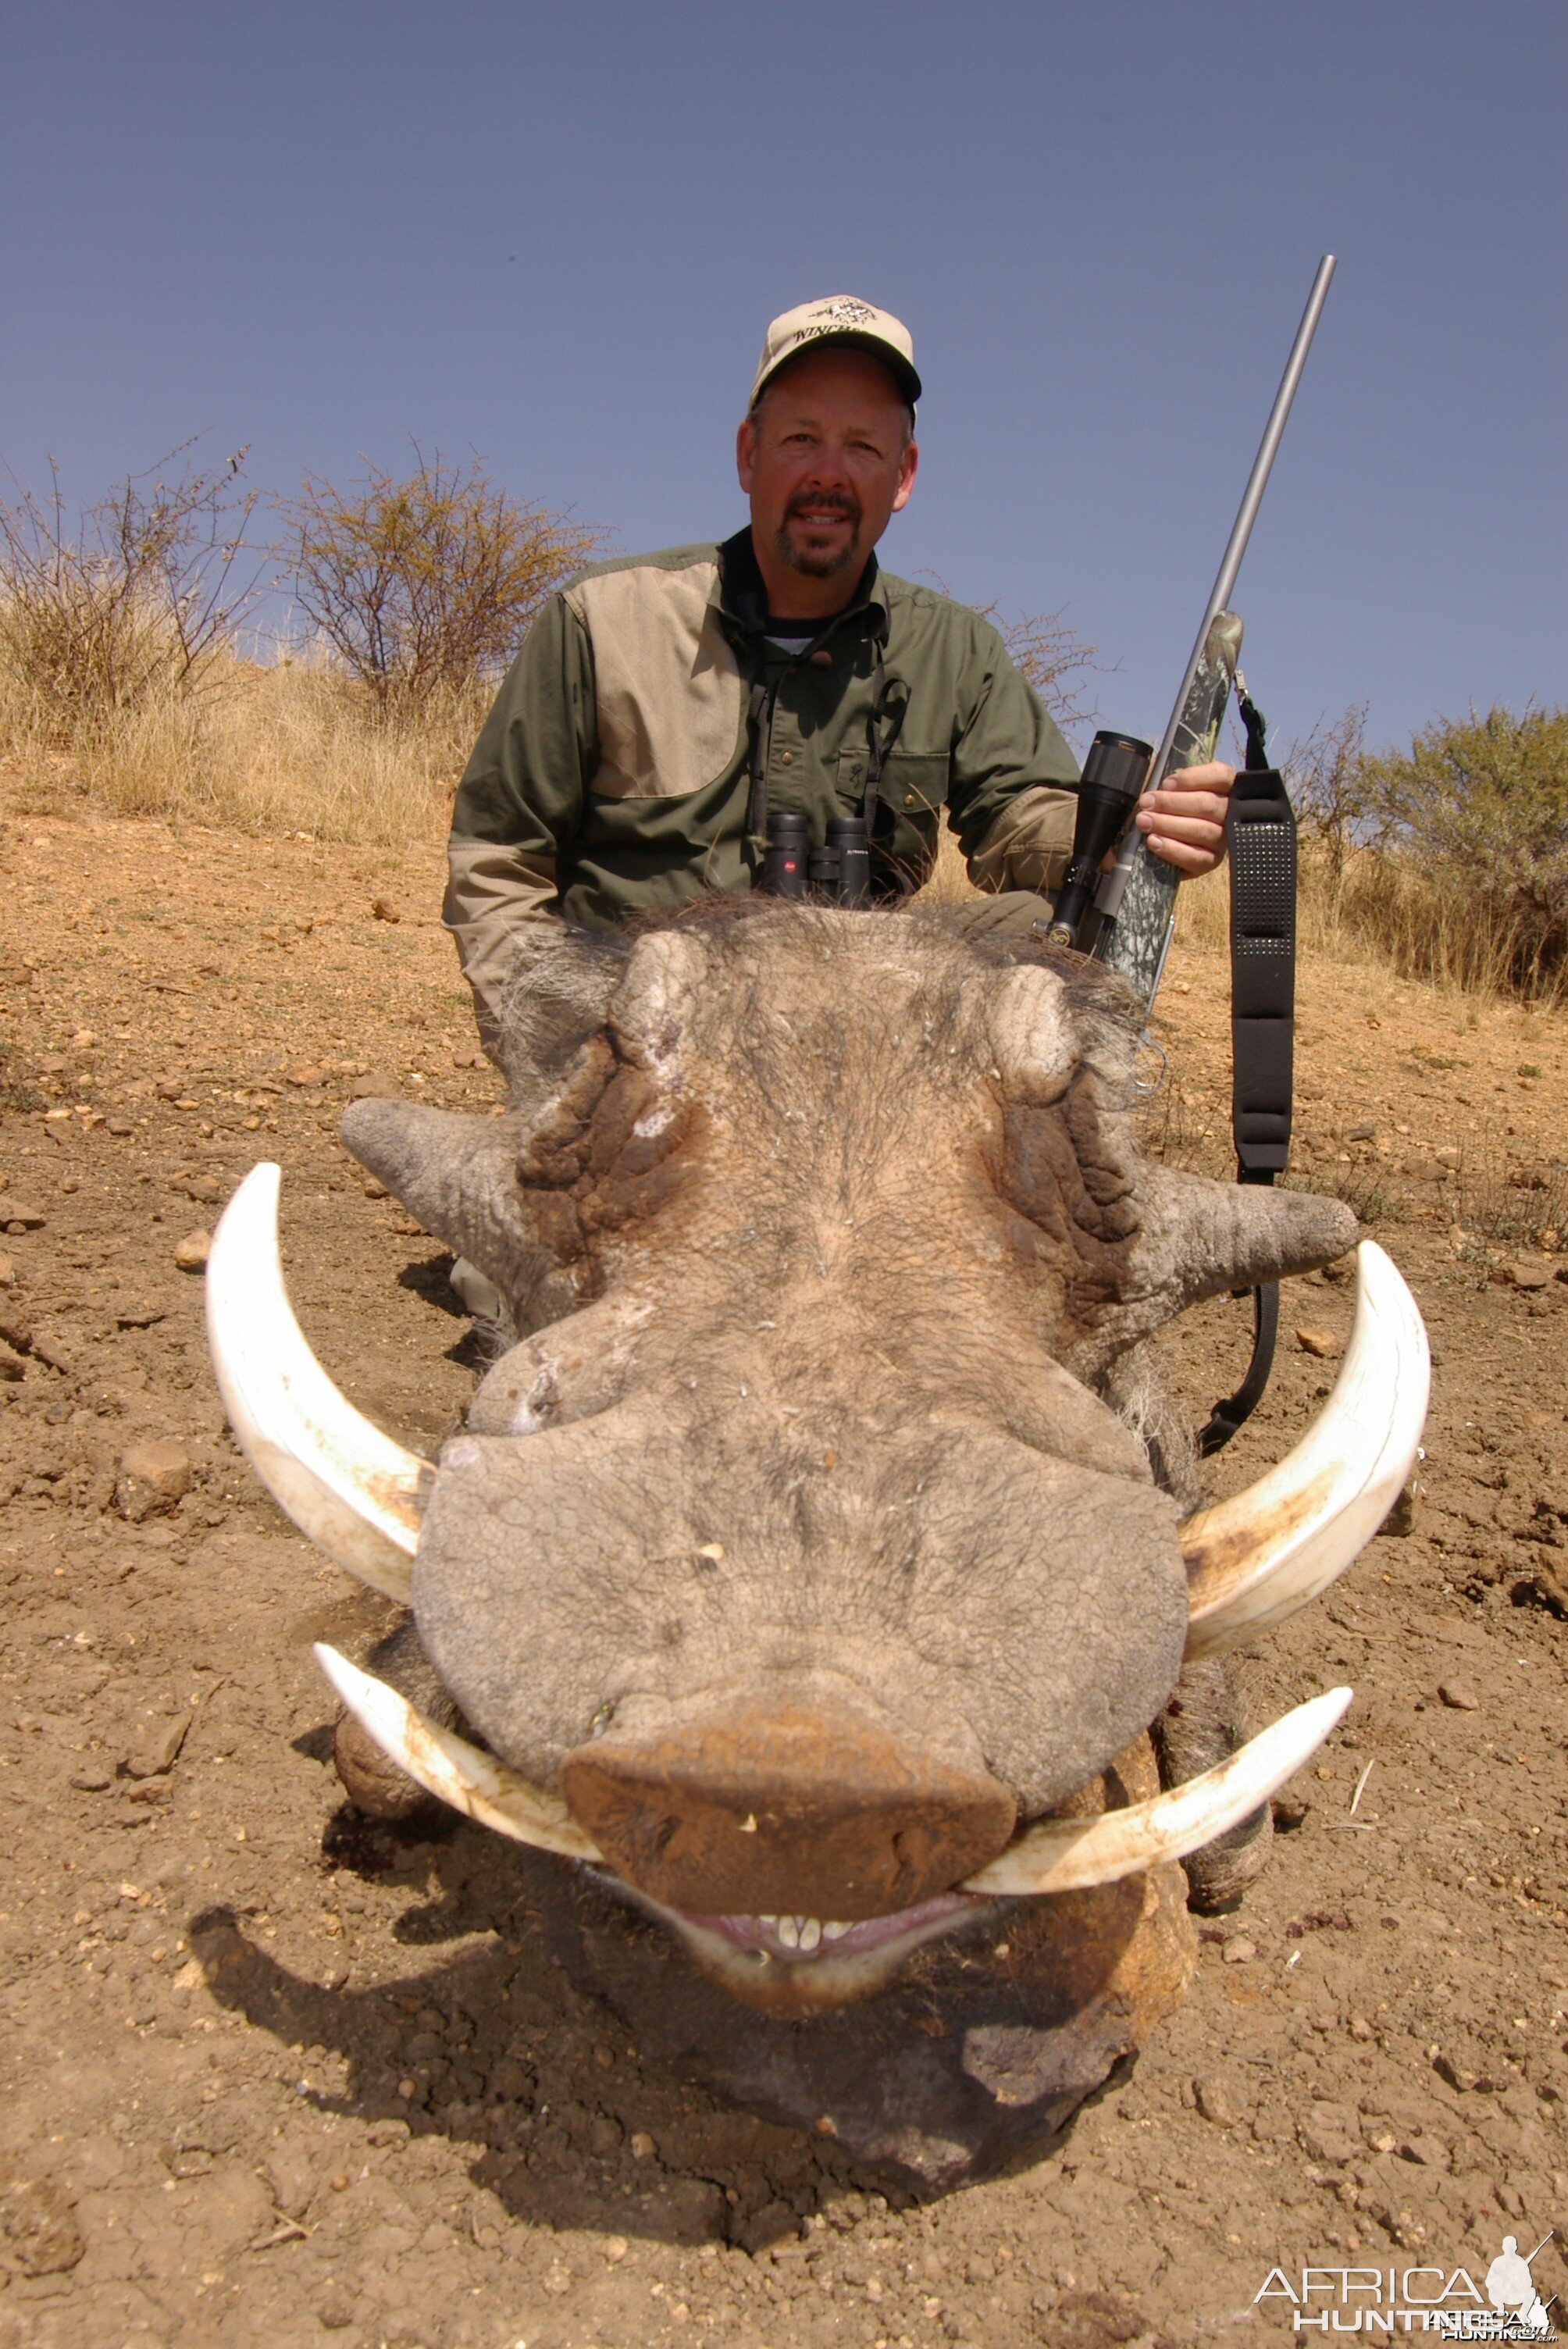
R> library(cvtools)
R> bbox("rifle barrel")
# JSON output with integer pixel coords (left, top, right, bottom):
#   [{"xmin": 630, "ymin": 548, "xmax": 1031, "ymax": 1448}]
[{"xmin": 1097, "ymin": 253, "xmax": 1336, "ymax": 918}]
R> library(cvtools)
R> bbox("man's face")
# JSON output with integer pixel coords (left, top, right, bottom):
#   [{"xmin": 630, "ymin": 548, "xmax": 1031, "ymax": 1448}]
[{"xmin": 736, "ymin": 348, "xmax": 918, "ymax": 590}]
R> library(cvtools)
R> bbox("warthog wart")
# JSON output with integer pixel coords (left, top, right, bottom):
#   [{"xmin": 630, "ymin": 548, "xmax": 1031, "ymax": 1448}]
[{"xmin": 206, "ymin": 904, "xmax": 1428, "ymax": 2187}]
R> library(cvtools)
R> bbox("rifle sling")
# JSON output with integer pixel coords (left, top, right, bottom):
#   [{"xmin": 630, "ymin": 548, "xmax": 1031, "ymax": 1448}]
[{"xmin": 1198, "ymin": 730, "xmax": 1298, "ymax": 1456}]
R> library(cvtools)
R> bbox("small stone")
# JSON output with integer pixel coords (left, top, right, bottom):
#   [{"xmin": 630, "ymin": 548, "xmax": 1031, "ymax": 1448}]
[
  {"xmin": 3, "ymin": 1203, "xmax": 45, "ymax": 1231},
  {"xmin": 1379, "ymin": 1479, "xmax": 1420, "ymax": 1537},
  {"xmin": 173, "ymin": 1230, "xmax": 211, "ymax": 1272},
  {"xmin": 0, "ymin": 2176, "xmax": 84, "ymax": 2276},
  {"xmin": 70, "ymin": 1766, "xmax": 114, "ymax": 1792},
  {"xmin": 371, "ymin": 897, "xmax": 400, "ymax": 923},
  {"xmin": 1295, "ymin": 1325, "xmax": 1342, "ymax": 1358},
  {"xmin": 116, "ymin": 1304, "xmax": 166, "ymax": 1330},
  {"xmin": 0, "ymin": 1343, "xmax": 25, "ymax": 1383},
  {"xmin": 629, "ymin": 2130, "xmax": 656, "ymax": 2161},
  {"xmin": 1221, "ymin": 1936, "xmax": 1256, "ymax": 1965},
  {"xmin": 362, "ymin": 1178, "xmax": 387, "ymax": 1199},
  {"xmin": 397, "ymin": 2076, "xmax": 416, "ymax": 2100},
  {"xmin": 1510, "ymin": 1261, "xmax": 1551, "ymax": 1290},
  {"xmin": 318, "ymin": 2291, "xmax": 355, "ymax": 2331},
  {"xmin": 115, "ymin": 1439, "xmax": 192, "ymax": 1521},
  {"xmin": 124, "ymin": 1711, "xmax": 191, "ymax": 1779},
  {"xmin": 604, "ymin": 2235, "xmax": 629, "ymax": 2262},
  {"xmin": 287, "ymin": 1064, "xmax": 326, "ymax": 1088},
  {"xmin": 1438, "ymin": 1678, "xmax": 1479, "ymax": 1712},
  {"xmin": 29, "ymin": 1335, "xmax": 71, "ymax": 1373},
  {"xmin": 0, "ymin": 1307, "xmax": 34, "ymax": 1352},
  {"xmin": 1345, "ymin": 1125, "xmax": 1377, "ymax": 1142},
  {"xmin": 1194, "ymin": 2079, "xmax": 1241, "ymax": 2126},
  {"xmin": 105, "ymin": 1117, "xmax": 134, "ymax": 1136},
  {"xmin": 0, "ymin": 1254, "xmax": 13, "ymax": 1287},
  {"xmin": 1434, "ymin": 1146, "xmax": 1461, "ymax": 1171},
  {"xmin": 1349, "ymin": 2015, "xmax": 1374, "ymax": 2041},
  {"xmin": 349, "ymin": 1072, "xmax": 402, "ymax": 1100}
]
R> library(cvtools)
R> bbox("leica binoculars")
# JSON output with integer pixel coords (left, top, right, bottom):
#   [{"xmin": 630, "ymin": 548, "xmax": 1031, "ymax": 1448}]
[{"xmin": 760, "ymin": 811, "xmax": 871, "ymax": 907}]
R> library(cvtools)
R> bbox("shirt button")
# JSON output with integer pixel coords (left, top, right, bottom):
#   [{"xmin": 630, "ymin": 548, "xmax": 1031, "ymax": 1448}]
[
  {"xmin": 903, "ymin": 791, "xmax": 918, "ymax": 807},
  {"xmin": 779, "ymin": 750, "xmax": 794, "ymax": 765}
]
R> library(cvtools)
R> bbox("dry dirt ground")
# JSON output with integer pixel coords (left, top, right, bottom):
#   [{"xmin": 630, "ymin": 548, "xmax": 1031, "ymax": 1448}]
[{"xmin": 0, "ymin": 808, "xmax": 1564, "ymax": 2349}]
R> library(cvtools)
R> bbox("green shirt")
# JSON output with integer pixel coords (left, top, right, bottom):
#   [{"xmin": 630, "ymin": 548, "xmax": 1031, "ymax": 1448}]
[{"xmin": 448, "ymin": 527, "xmax": 1079, "ymax": 936}]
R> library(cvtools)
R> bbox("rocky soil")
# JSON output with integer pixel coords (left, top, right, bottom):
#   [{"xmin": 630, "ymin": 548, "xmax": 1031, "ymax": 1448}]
[{"xmin": 0, "ymin": 808, "xmax": 1563, "ymax": 2349}]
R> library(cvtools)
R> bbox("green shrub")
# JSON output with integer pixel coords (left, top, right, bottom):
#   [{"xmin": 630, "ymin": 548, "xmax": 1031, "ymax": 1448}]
[{"xmin": 279, "ymin": 446, "xmax": 602, "ymax": 714}]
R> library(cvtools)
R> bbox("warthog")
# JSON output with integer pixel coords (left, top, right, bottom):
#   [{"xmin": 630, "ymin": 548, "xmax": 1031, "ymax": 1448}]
[{"xmin": 208, "ymin": 906, "xmax": 1427, "ymax": 2189}]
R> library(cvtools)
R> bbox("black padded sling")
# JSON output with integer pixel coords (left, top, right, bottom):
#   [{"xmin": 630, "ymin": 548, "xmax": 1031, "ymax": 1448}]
[{"xmin": 1198, "ymin": 688, "xmax": 1298, "ymax": 1456}]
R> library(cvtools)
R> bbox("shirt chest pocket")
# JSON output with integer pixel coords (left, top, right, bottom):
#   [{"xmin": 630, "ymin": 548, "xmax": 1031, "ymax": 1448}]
[{"xmin": 836, "ymin": 747, "xmax": 950, "ymax": 815}]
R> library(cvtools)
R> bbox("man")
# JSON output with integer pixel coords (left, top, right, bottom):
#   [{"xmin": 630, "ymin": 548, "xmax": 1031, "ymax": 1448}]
[{"xmin": 445, "ymin": 294, "xmax": 1235, "ymax": 1055}]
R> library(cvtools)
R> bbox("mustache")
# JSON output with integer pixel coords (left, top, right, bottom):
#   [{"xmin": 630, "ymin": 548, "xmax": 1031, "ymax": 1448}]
[{"xmin": 785, "ymin": 489, "xmax": 861, "ymax": 526}]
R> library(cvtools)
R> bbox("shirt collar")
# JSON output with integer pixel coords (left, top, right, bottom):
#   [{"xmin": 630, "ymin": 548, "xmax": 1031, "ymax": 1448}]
[{"xmin": 712, "ymin": 526, "xmax": 888, "ymax": 643}]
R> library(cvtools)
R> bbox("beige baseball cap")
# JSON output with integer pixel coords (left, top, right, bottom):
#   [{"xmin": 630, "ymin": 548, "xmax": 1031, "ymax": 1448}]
[{"xmin": 750, "ymin": 295, "xmax": 921, "ymax": 410}]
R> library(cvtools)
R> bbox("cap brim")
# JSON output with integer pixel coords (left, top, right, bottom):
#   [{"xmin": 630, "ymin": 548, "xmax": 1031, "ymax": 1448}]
[{"xmin": 753, "ymin": 331, "xmax": 921, "ymax": 409}]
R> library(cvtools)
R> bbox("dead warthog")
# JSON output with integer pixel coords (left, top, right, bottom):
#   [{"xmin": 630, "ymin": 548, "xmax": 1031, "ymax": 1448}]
[{"xmin": 207, "ymin": 906, "xmax": 1427, "ymax": 2189}]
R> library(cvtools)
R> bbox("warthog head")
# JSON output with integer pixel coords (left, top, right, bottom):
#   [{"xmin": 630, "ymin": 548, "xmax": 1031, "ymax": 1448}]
[{"xmin": 208, "ymin": 907, "xmax": 1427, "ymax": 2019}]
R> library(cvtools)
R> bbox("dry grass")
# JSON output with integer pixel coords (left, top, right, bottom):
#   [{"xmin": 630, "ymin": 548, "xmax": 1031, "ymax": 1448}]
[
  {"xmin": 0, "ymin": 640, "xmax": 481, "ymax": 846},
  {"xmin": 2, "ymin": 657, "xmax": 1563, "ymax": 1020}
]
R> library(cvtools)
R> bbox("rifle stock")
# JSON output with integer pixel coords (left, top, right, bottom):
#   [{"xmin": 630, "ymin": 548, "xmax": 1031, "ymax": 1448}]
[{"xmin": 1086, "ymin": 611, "xmax": 1242, "ymax": 1004}]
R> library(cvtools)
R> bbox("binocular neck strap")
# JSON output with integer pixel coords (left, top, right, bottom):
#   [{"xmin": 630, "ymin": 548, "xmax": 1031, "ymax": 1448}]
[
  {"xmin": 861, "ymin": 632, "xmax": 910, "ymax": 829},
  {"xmin": 745, "ymin": 678, "xmax": 773, "ymax": 846}
]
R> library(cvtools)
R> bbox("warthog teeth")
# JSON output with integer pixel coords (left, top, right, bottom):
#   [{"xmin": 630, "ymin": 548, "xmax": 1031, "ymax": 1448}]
[
  {"xmin": 1181, "ymin": 1241, "xmax": 1429, "ymax": 1658},
  {"xmin": 313, "ymin": 1644, "xmax": 602, "ymax": 1862},
  {"xmin": 961, "ymin": 1685, "xmax": 1352, "ymax": 1898},
  {"xmin": 206, "ymin": 1165, "xmax": 431, "ymax": 1602}
]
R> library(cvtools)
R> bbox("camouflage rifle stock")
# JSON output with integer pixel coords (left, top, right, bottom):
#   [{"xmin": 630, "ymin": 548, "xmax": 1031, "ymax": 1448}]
[{"xmin": 1086, "ymin": 609, "xmax": 1242, "ymax": 1006}]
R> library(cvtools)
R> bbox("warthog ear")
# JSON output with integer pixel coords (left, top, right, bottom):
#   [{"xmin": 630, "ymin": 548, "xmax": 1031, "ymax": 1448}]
[
  {"xmin": 610, "ymin": 929, "xmax": 710, "ymax": 1071},
  {"xmin": 982, "ymin": 964, "xmax": 1078, "ymax": 1103},
  {"xmin": 1067, "ymin": 1167, "xmax": 1360, "ymax": 1381},
  {"xmin": 340, "ymin": 1100, "xmax": 576, "ymax": 1328}
]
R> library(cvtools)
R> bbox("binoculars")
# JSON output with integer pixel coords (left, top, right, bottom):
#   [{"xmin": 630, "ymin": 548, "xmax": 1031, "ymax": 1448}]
[{"xmin": 760, "ymin": 811, "xmax": 871, "ymax": 907}]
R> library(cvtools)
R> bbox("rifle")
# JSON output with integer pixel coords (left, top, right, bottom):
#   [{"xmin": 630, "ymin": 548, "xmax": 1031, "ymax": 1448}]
[
  {"xmin": 1047, "ymin": 256, "xmax": 1337, "ymax": 1451},
  {"xmin": 1048, "ymin": 254, "xmax": 1337, "ymax": 1008}
]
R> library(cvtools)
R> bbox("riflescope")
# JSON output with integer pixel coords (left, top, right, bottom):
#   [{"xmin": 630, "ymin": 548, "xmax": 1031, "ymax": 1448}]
[{"xmin": 1045, "ymin": 730, "xmax": 1153, "ymax": 946}]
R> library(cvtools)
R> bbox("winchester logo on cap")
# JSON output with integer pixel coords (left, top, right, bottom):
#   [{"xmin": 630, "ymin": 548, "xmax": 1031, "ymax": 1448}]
[{"xmin": 750, "ymin": 296, "xmax": 921, "ymax": 409}]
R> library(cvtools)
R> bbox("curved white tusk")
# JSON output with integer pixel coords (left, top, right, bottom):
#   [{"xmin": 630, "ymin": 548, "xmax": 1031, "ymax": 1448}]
[
  {"xmin": 963, "ymin": 1685, "xmax": 1351, "ymax": 1897},
  {"xmin": 315, "ymin": 1643, "xmax": 602, "ymax": 1862},
  {"xmin": 207, "ymin": 1164, "xmax": 430, "ymax": 1602},
  {"xmin": 1181, "ymin": 1240, "xmax": 1429, "ymax": 1659}
]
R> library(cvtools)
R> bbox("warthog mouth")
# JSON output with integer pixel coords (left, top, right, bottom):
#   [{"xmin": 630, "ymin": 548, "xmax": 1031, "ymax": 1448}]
[{"xmin": 608, "ymin": 1880, "xmax": 1004, "ymax": 2009}]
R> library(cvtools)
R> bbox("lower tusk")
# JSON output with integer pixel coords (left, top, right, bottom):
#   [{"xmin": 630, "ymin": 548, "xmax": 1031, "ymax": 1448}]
[
  {"xmin": 962, "ymin": 1685, "xmax": 1350, "ymax": 1897},
  {"xmin": 314, "ymin": 1644, "xmax": 602, "ymax": 1862},
  {"xmin": 1181, "ymin": 1241, "xmax": 1429, "ymax": 1658},
  {"xmin": 206, "ymin": 1164, "xmax": 429, "ymax": 1602}
]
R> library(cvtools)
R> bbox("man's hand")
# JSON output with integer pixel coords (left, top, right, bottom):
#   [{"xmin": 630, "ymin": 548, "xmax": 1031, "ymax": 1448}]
[{"xmin": 1134, "ymin": 760, "xmax": 1235, "ymax": 878}]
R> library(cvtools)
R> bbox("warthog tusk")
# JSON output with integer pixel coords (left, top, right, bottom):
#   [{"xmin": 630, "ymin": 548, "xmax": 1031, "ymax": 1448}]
[
  {"xmin": 314, "ymin": 1644, "xmax": 602, "ymax": 1861},
  {"xmin": 963, "ymin": 1685, "xmax": 1351, "ymax": 1897},
  {"xmin": 206, "ymin": 1164, "xmax": 430, "ymax": 1602},
  {"xmin": 1181, "ymin": 1241, "xmax": 1429, "ymax": 1659}
]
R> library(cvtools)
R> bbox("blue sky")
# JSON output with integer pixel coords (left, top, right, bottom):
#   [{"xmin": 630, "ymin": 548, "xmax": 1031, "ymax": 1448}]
[{"xmin": 2, "ymin": 1, "xmax": 1561, "ymax": 755}]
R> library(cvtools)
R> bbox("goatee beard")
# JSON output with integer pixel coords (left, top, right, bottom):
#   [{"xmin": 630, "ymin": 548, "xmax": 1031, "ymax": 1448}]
[{"xmin": 775, "ymin": 501, "xmax": 861, "ymax": 579}]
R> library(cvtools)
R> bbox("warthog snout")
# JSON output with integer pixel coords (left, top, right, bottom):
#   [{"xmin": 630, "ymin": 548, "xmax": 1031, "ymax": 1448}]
[{"xmin": 559, "ymin": 1688, "xmax": 1017, "ymax": 1921}]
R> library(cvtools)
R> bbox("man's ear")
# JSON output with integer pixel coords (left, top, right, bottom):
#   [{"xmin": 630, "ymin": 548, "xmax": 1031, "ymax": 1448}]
[
  {"xmin": 736, "ymin": 415, "xmax": 757, "ymax": 494},
  {"xmin": 890, "ymin": 436, "xmax": 919, "ymax": 515}
]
